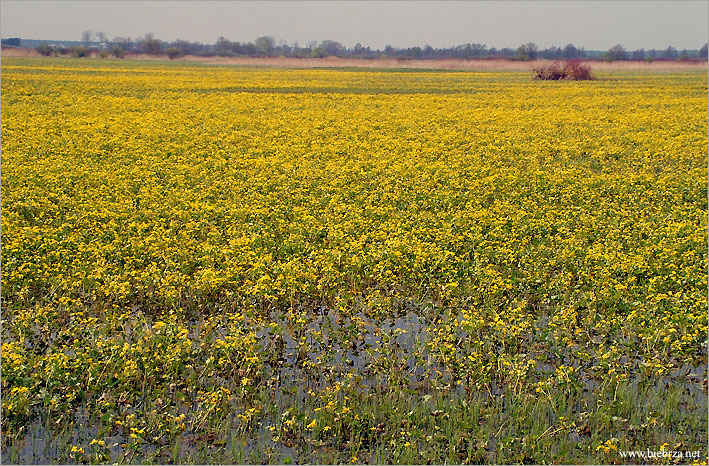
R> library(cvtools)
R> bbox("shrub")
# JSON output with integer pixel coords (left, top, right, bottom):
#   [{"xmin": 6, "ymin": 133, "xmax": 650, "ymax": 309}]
[
  {"xmin": 69, "ymin": 46, "xmax": 88, "ymax": 58},
  {"xmin": 111, "ymin": 45, "xmax": 125, "ymax": 59},
  {"xmin": 166, "ymin": 47, "xmax": 184, "ymax": 60},
  {"xmin": 533, "ymin": 60, "xmax": 593, "ymax": 81},
  {"xmin": 563, "ymin": 59, "xmax": 593, "ymax": 80},
  {"xmin": 533, "ymin": 61, "xmax": 565, "ymax": 80},
  {"xmin": 98, "ymin": 50, "xmax": 109, "ymax": 59},
  {"xmin": 36, "ymin": 43, "xmax": 55, "ymax": 56}
]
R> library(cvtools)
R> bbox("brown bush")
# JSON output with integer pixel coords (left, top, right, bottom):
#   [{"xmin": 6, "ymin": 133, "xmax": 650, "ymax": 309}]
[
  {"xmin": 563, "ymin": 59, "xmax": 593, "ymax": 80},
  {"xmin": 533, "ymin": 60, "xmax": 594, "ymax": 80}
]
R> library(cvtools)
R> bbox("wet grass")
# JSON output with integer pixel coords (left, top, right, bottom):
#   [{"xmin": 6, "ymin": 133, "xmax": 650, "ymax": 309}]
[
  {"xmin": 2, "ymin": 304, "xmax": 706, "ymax": 464},
  {"xmin": 5, "ymin": 373, "xmax": 705, "ymax": 464}
]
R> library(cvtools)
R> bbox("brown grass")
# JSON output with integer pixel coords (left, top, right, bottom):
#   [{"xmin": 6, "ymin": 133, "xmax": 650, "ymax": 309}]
[
  {"xmin": 2, "ymin": 47, "xmax": 707, "ymax": 71},
  {"xmin": 157, "ymin": 55, "xmax": 709, "ymax": 71},
  {"xmin": 1, "ymin": 47, "xmax": 40, "ymax": 58}
]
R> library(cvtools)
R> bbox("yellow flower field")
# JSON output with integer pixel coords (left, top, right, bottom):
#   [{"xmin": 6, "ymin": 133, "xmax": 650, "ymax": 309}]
[{"xmin": 1, "ymin": 57, "xmax": 707, "ymax": 464}]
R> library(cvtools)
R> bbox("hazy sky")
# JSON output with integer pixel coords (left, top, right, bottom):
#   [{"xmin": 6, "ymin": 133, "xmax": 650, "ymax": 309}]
[{"xmin": 1, "ymin": 1, "xmax": 707, "ymax": 50}]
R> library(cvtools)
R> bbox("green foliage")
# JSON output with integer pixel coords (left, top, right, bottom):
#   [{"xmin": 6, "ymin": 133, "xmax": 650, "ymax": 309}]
[
  {"xmin": 111, "ymin": 45, "xmax": 125, "ymax": 59},
  {"xmin": 36, "ymin": 43, "xmax": 55, "ymax": 57},
  {"xmin": 311, "ymin": 46, "xmax": 328, "ymax": 58},
  {"xmin": 165, "ymin": 47, "xmax": 184, "ymax": 60},
  {"xmin": 69, "ymin": 46, "xmax": 88, "ymax": 58}
]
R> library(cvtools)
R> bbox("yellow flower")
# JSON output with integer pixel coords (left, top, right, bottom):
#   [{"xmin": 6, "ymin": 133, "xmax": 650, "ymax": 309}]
[{"xmin": 2, "ymin": 57, "xmax": 706, "ymax": 466}]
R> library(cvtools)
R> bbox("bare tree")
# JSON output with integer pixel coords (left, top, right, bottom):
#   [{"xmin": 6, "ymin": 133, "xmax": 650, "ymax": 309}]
[
  {"xmin": 517, "ymin": 42, "xmax": 538, "ymax": 60},
  {"xmin": 81, "ymin": 30, "xmax": 94, "ymax": 46},
  {"xmin": 113, "ymin": 36, "xmax": 133, "ymax": 51},
  {"xmin": 631, "ymin": 49, "xmax": 645, "ymax": 61},
  {"xmin": 140, "ymin": 33, "xmax": 163, "ymax": 55},
  {"xmin": 607, "ymin": 44, "xmax": 627, "ymax": 61},
  {"xmin": 215, "ymin": 36, "xmax": 233, "ymax": 56}
]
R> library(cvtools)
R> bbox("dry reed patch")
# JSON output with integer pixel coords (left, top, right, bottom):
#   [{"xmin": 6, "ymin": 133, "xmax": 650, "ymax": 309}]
[
  {"xmin": 2, "ymin": 49, "xmax": 707, "ymax": 72},
  {"xmin": 172, "ymin": 56, "xmax": 542, "ymax": 70},
  {"xmin": 1, "ymin": 47, "xmax": 40, "ymax": 58},
  {"xmin": 590, "ymin": 59, "xmax": 707, "ymax": 71},
  {"xmin": 161, "ymin": 56, "xmax": 709, "ymax": 72}
]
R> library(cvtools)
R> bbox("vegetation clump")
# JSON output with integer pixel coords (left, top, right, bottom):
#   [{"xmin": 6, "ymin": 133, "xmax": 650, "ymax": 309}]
[
  {"xmin": 165, "ymin": 47, "xmax": 184, "ymax": 59},
  {"xmin": 69, "ymin": 46, "xmax": 88, "ymax": 58},
  {"xmin": 533, "ymin": 59, "xmax": 594, "ymax": 80},
  {"xmin": 111, "ymin": 45, "xmax": 125, "ymax": 59}
]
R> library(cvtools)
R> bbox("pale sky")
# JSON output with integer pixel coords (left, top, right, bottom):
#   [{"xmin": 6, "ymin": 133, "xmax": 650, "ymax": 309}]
[{"xmin": 1, "ymin": 1, "xmax": 707, "ymax": 50}]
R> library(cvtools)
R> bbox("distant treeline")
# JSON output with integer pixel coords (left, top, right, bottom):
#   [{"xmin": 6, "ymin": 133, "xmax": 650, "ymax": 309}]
[{"xmin": 2, "ymin": 33, "xmax": 708, "ymax": 61}]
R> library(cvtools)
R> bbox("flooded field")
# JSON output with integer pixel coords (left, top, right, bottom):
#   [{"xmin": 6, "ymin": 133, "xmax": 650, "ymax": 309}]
[{"xmin": 1, "ymin": 57, "xmax": 707, "ymax": 464}]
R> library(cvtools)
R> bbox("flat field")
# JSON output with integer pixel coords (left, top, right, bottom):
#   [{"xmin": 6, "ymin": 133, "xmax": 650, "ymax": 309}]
[{"xmin": 1, "ymin": 57, "xmax": 707, "ymax": 464}]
